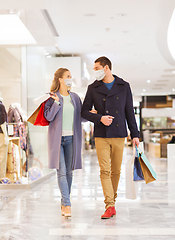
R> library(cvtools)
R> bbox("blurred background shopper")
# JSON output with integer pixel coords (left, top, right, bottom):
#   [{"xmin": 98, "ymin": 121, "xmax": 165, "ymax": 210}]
[
  {"xmin": 44, "ymin": 68, "xmax": 83, "ymax": 218},
  {"xmin": 81, "ymin": 56, "xmax": 140, "ymax": 219}
]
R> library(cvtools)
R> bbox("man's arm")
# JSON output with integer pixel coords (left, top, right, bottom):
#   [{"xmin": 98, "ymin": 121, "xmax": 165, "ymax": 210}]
[
  {"xmin": 125, "ymin": 83, "xmax": 140, "ymax": 145},
  {"xmin": 81, "ymin": 85, "xmax": 102, "ymax": 125}
]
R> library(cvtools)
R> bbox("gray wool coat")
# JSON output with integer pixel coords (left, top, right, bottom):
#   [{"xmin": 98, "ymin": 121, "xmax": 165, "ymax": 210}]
[{"xmin": 44, "ymin": 91, "xmax": 83, "ymax": 170}]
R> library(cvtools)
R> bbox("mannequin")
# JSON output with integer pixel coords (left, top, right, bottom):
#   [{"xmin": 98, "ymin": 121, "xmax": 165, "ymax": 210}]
[
  {"xmin": 0, "ymin": 97, "xmax": 8, "ymax": 179},
  {"xmin": 8, "ymin": 102, "xmax": 23, "ymax": 126}
]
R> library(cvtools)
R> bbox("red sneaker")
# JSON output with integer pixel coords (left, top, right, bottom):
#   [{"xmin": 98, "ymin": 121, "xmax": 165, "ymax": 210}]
[{"xmin": 101, "ymin": 206, "xmax": 116, "ymax": 219}]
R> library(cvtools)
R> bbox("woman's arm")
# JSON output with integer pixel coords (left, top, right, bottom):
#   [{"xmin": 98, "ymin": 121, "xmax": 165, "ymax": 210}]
[{"xmin": 44, "ymin": 96, "xmax": 61, "ymax": 122}]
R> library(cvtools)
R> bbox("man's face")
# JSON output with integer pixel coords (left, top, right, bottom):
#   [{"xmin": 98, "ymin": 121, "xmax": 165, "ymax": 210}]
[{"xmin": 93, "ymin": 62, "xmax": 104, "ymax": 71}]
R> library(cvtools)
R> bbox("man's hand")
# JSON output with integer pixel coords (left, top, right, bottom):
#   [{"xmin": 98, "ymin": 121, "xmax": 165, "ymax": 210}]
[
  {"xmin": 89, "ymin": 109, "xmax": 97, "ymax": 114},
  {"xmin": 100, "ymin": 115, "xmax": 114, "ymax": 126},
  {"xmin": 132, "ymin": 137, "xmax": 140, "ymax": 147}
]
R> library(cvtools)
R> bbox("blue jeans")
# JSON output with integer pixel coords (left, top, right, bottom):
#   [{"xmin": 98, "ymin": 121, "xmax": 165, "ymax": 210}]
[{"xmin": 57, "ymin": 135, "xmax": 73, "ymax": 207}]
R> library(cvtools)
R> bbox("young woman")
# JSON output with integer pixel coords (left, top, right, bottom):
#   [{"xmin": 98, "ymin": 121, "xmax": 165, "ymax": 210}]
[{"xmin": 44, "ymin": 68, "xmax": 84, "ymax": 218}]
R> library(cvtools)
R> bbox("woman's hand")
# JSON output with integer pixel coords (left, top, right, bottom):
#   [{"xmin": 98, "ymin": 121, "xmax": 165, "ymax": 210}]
[
  {"xmin": 90, "ymin": 109, "xmax": 97, "ymax": 114},
  {"xmin": 50, "ymin": 92, "xmax": 59, "ymax": 102}
]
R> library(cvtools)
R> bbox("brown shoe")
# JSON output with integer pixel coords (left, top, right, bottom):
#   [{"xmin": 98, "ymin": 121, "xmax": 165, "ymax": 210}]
[
  {"xmin": 64, "ymin": 206, "xmax": 71, "ymax": 217},
  {"xmin": 61, "ymin": 205, "xmax": 65, "ymax": 216}
]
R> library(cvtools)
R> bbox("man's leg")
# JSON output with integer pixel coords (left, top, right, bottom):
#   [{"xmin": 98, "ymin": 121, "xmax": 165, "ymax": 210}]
[
  {"xmin": 110, "ymin": 138, "xmax": 125, "ymax": 202},
  {"xmin": 95, "ymin": 137, "xmax": 115, "ymax": 209}
]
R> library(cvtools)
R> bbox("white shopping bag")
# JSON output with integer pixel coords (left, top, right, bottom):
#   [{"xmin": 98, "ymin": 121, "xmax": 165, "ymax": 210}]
[
  {"xmin": 33, "ymin": 94, "xmax": 50, "ymax": 105},
  {"xmin": 125, "ymin": 142, "xmax": 144, "ymax": 199}
]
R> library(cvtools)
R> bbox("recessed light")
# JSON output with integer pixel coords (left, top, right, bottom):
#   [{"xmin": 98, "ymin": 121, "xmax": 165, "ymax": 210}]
[
  {"xmin": 118, "ymin": 14, "xmax": 126, "ymax": 17},
  {"xmin": 173, "ymin": 88, "xmax": 175, "ymax": 91},
  {"xmin": 172, "ymin": 71, "xmax": 175, "ymax": 74},
  {"xmin": 94, "ymin": 44, "xmax": 102, "ymax": 46},
  {"xmin": 9, "ymin": 9, "xmax": 16, "ymax": 14},
  {"xmin": 143, "ymin": 89, "xmax": 146, "ymax": 92},
  {"xmin": 47, "ymin": 55, "xmax": 52, "ymax": 58},
  {"xmin": 45, "ymin": 52, "xmax": 49, "ymax": 56},
  {"xmin": 157, "ymin": 79, "xmax": 169, "ymax": 82},
  {"xmin": 152, "ymin": 88, "xmax": 162, "ymax": 90},
  {"xmin": 147, "ymin": 80, "xmax": 151, "ymax": 83},
  {"xmin": 84, "ymin": 14, "xmax": 96, "ymax": 17}
]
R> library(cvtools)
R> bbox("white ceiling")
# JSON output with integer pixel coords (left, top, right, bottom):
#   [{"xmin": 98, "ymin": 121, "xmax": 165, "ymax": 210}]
[{"xmin": 0, "ymin": 0, "xmax": 175, "ymax": 97}]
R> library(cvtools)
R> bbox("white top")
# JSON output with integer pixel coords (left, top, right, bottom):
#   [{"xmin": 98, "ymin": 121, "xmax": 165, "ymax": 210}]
[{"xmin": 60, "ymin": 94, "xmax": 74, "ymax": 136}]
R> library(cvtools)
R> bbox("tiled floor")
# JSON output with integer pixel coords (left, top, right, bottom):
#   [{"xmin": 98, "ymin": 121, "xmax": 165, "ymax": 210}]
[{"xmin": 0, "ymin": 146, "xmax": 175, "ymax": 240}]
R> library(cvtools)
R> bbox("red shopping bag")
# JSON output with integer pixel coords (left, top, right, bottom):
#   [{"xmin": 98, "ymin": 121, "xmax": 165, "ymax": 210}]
[
  {"xmin": 27, "ymin": 100, "xmax": 49, "ymax": 126},
  {"xmin": 34, "ymin": 102, "xmax": 49, "ymax": 126}
]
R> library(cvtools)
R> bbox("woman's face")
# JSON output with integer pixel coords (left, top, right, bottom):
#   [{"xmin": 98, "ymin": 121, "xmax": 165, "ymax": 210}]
[
  {"xmin": 62, "ymin": 71, "xmax": 71, "ymax": 80},
  {"xmin": 60, "ymin": 71, "xmax": 72, "ymax": 88}
]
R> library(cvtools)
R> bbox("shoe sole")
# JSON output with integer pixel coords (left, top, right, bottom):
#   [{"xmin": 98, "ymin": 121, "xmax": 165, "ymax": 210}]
[{"xmin": 101, "ymin": 214, "xmax": 116, "ymax": 219}]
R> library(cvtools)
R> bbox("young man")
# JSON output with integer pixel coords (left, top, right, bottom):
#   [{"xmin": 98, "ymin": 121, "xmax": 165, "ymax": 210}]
[{"xmin": 81, "ymin": 56, "xmax": 140, "ymax": 219}]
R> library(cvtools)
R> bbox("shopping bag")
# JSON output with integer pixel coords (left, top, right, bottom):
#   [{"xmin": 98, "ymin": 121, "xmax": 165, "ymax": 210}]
[
  {"xmin": 125, "ymin": 142, "xmax": 145, "ymax": 199},
  {"xmin": 33, "ymin": 94, "xmax": 50, "ymax": 105},
  {"xmin": 27, "ymin": 100, "xmax": 50, "ymax": 126},
  {"xmin": 136, "ymin": 146, "xmax": 157, "ymax": 184},
  {"xmin": 27, "ymin": 105, "xmax": 40, "ymax": 125},
  {"xmin": 133, "ymin": 147, "xmax": 144, "ymax": 181},
  {"xmin": 125, "ymin": 147, "xmax": 140, "ymax": 199}
]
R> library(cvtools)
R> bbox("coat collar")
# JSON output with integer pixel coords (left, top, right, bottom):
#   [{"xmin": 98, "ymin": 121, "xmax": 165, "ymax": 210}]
[
  {"xmin": 93, "ymin": 75, "xmax": 125, "ymax": 96},
  {"xmin": 55, "ymin": 90, "xmax": 76, "ymax": 106}
]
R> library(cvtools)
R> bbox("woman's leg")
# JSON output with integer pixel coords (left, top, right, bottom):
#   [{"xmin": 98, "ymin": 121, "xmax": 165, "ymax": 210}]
[
  {"xmin": 63, "ymin": 136, "xmax": 73, "ymax": 196},
  {"xmin": 57, "ymin": 137, "xmax": 71, "ymax": 207}
]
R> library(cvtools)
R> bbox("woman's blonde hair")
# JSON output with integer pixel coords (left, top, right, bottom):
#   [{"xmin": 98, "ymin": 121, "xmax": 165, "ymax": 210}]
[{"xmin": 50, "ymin": 68, "xmax": 69, "ymax": 92}]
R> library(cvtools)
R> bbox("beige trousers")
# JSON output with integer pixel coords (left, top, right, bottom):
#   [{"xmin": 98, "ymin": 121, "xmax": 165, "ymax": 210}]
[
  {"xmin": 0, "ymin": 133, "xmax": 8, "ymax": 179},
  {"xmin": 95, "ymin": 137, "xmax": 125, "ymax": 209}
]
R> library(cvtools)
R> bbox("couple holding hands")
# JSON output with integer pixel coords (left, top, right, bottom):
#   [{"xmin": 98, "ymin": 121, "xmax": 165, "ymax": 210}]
[{"xmin": 44, "ymin": 56, "xmax": 140, "ymax": 219}]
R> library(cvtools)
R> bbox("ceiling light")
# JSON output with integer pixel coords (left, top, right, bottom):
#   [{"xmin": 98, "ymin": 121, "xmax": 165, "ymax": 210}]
[
  {"xmin": 94, "ymin": 44, "xmax": 102, "ymax": 46},
  {"xmin": 84, "ymin": 14, "xmax": 96, "ymax": 17},
  {"xmin": 45, "ymin": 52, "xmax": 49, "ymax": 56},
  {"xmin": 143, "ymin": 89, "xmax": 146, "ymax": 92},
  {"xmin": 147, "ymin": 80, "xmax": 151, "ymax": 83},
  {"xmin": 0, "ymin": 14, "xmax": 36, "ymax": 45},
  {"xmin": 118, "ymin": 14, "xmax": 126, "ymax": 17},
  {"xmin": 173, "ymin": 88, "xmax": 175, "ymax": 91},
  {"xmin": 46, "ymin": 55, "xmax": 52, "ymax": 58},
  {"xmin": 172, "ymin": 71, "xmax": 175, "ymax": 74},
  {"xmin": 9, "ymin": 9, "xmax": 16, "ymax": 14}
]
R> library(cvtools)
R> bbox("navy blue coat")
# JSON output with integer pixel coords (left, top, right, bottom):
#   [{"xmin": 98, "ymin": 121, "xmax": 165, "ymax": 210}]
[{"xmin": 81, "ymin": 75, "xmax": 140, "ymax": 139}]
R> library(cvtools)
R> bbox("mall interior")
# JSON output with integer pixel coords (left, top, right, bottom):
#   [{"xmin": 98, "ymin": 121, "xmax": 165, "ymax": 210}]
[{"xmin": 0, "ymin": 1, "xmax": 175, "ymax": 239}]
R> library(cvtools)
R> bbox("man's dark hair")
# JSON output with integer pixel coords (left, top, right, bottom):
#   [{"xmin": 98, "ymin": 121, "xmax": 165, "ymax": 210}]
[{"xmin": 94, "ymin": 56, "xmax": 112, "ymax": 70}]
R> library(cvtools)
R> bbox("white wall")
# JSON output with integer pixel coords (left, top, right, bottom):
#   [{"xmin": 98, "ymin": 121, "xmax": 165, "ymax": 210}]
[
  {"xmin": 45, "ymin": 56, "xmax": 82, "ymax": 90},
  {"xmin": 0, "ymin": 47, "xmax": 21, "ymax": 110}
]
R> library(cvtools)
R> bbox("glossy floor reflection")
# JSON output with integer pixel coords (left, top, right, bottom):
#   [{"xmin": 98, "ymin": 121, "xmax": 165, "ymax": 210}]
[{"xmin": 0, "ymin": 146, "xmax": 175, "ymax": 240}]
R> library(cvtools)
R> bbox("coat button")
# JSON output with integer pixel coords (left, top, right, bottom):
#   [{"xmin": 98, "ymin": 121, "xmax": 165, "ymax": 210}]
[
  {"xmin": 103, "ymin": 98, "xmax": 106, "ymax": 101},
  {"xmin": 116, "ymin": 111, "xmax": 118, "ymax": 114},
  {"xmin": 116, "ymin": 124, "xmax": 119, "ymax": 127},
  {"xmin": 116, "ymin": 97, "xmax": 119, "ymax": 100},
  {"xmin": 106, "ymin": 110, "xmax": 109, "ymax": 114}
]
